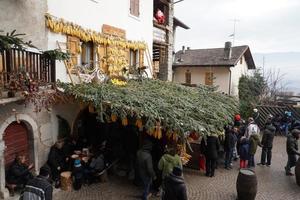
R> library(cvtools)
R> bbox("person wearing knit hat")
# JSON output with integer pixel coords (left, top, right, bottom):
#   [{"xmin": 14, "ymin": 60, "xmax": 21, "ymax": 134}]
[
  {"xmin": 162, "ymin": 166, "xmax": 188, "ymax": 200},
  {"xmin": 20, "ymin": 165, "xmax": 53, "ymax": 200},
  {"xmin": 72, "ymin": 159, "xmax": 84, "ymax": 190},
  {"xmin": 285, "ymin": 129, "xmax": 300, "ymax": 176}
]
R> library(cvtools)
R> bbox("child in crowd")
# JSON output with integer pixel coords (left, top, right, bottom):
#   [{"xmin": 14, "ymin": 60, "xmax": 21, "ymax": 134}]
[{"xmin": 239, "ymin": 137, "xmax": 250, "ymax": 169}]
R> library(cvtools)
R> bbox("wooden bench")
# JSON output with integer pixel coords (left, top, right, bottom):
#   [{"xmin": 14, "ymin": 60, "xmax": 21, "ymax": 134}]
[{"xmin": 94, "ymin": 159, "xmax": 119, "ymax": 182}]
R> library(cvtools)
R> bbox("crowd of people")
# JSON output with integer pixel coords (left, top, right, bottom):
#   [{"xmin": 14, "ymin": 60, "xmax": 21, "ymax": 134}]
[{"xmin": 200, "ymin": 109, "xmax": 300, "ymax": 178}]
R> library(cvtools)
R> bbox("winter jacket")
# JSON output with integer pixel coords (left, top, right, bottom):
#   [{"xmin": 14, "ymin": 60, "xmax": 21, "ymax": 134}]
[
  {"xmin": 47, "ymin": 146, "xmax": 65, "ymax": 171},
  {"xmin": 136, "ymin": 142, "xmax": 156, "ymax": 183},
  {"xmin": 286, "ymin": 134, "xmax": 300, "ymax": 155},
  {"xmin": 158, "ymin": 154, "xmax": 182, "ymax": 179},
  {"xmin": 20, "ymin": 175, "xmax": 53, "ymax": 200},
  {"xmin": 224, "ymin": 131, "xmax": 237, "ymax": 151},
  {"xmin": 6, "ymin": 160, "xmax": 32, "ymax": 185},
  {"xmin": 249, "ymin": 134, "xmax": 262, "ymax": 155},
  {"xmin": 261, "ymin": 124, "xmax": 276, "ymax": 148},
  {"xmin": 89, "ymin": 154, "xmax": 105, "ymax": 172},
  {"xmin": 163, "ymin": 173, "xmax": 188, "ymax": 200},
  {"xmin": 239, "ymin": 138, "xmax": 250, "ymax": 160},
  {"xmin": 200, "ymin": 135, "xmax": 220, "ymax": 160}
]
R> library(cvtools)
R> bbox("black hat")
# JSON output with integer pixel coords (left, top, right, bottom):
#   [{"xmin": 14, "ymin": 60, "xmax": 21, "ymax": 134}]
[
  {"xmin": 40, "ymin": 166, "xmax": 50, "ymax": 177},
  {"xmin": 172, "ymin": 166, "xmax": 183, "ymax": 176}
]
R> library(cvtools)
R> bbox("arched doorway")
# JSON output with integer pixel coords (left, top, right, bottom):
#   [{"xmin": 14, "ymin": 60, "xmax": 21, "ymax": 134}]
[{"xmin": 3, "ymin": 122, "xmax": 33, "ymax": 168}]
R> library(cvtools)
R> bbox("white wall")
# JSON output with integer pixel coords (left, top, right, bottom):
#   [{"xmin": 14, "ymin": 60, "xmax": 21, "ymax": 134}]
[
  {"xmin": 230, "ymin": 55, "xmax": 249, "ymax": 96},
  {"xmin": 47, "ymin": 0, "xmax": 154, "ymax": 82},
  {"xmin": 173, "ymin": 66, "xmax": 231, "ymax": 94},
  {"xmin": 0, "ymin": 0, "xmax": 48, "ymax": 50}
]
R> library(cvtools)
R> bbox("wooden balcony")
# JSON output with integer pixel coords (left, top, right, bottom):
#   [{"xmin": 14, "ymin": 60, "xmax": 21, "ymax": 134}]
[{"xmin": 0, "ymin": 48, "xmax": 56, "ymax": 89}]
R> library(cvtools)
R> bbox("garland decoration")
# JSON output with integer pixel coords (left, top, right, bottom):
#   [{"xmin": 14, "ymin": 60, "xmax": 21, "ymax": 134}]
[
  {"xmin": 58, "ymin": 79, "xmax": 238, "ymax": 138},
  {"xmin": 45, "ymin": 13, "xmax": 147, "ymax": 50}
]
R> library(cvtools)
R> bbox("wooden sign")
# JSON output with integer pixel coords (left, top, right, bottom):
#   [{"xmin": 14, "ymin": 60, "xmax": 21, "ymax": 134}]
[{"xmin": 102, "ymin": 24, "xmax": 126, "ymax": 38}]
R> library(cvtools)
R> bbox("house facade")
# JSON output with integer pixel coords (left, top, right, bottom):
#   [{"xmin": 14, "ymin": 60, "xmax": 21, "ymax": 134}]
[
  {"xmin": 173, "ymin": 43, "xmax": 256, "ymax": 96},
  {"xmin": 0, "ymin": 0, "xmax": 155, "ymax": 198}
]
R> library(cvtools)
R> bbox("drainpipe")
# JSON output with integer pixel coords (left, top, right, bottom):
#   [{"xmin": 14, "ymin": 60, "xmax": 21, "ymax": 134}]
[{"xmin": 228, "ymin": 67, "xmax": 232, "ymax": 95}]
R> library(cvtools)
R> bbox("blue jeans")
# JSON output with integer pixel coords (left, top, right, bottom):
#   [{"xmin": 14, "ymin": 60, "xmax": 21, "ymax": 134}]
[
  {"xmin": 248, "ymin": 154, "xmax": 255, "ymax": 167},
  {"xmin": 142, "ymin": 177, "xmax": 152, "ymax": 200},
  {"xmin": 225, "ymin": 148, "xmax": 233, "ymax": 168}
]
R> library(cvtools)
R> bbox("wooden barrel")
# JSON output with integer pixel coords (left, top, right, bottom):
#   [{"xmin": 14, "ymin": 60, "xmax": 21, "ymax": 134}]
[
  {"xmin": 236, "ymin": 169, "xmax": 257, "ymax": 200},
  {"xmin": 60, "ymin": 171, "xmax": 72, "ymax": 191},
  {"xmin": 295, "ymin": 158, "xmax": 300, "ymax": 186}
]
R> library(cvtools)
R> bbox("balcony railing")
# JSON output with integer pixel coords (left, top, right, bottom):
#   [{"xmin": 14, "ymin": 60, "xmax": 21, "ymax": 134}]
[{"xmin": 0, "ymin": 48, "xmax": 56, "ymax": 89}]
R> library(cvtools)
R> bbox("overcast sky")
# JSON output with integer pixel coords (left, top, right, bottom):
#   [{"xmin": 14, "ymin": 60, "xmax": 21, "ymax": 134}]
[{"xmin": 173, "ymin": 0, "xmax": 300, "ymax": 92}]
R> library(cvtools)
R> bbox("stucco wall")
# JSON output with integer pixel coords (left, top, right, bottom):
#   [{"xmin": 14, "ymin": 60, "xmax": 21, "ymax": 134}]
[
  {"xmin": 230, "ymin": 55, "xmax": 249, "ymax": 96},
  {"xmin": 173, "ymin": 66, "xmax": 231, "ymax": 94},
  {"xmin": 47, "ymin": 0, "xmax": 154, "ymax": 83},
  {"xmin": 0, "ymin": 0, "xmax": 48, "ymax": 50}
]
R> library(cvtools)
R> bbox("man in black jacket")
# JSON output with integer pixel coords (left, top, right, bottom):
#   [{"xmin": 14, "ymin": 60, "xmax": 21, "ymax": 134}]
[
  {"xmin": 201, "ymin": 134, "xmax": 220, "ymax": 177},
  {"xmin": 47, "ymin": 140, "xmax": 66, "ymax": 186},
  {"xmin": 258, "ymin": 122, "xmax": 276, "ymax": 166},
  {"xmin": 6, "ymin": 155, "xmax": 33, "ymax": 187},
  {"xmin": 163, "ymin": 166, "xmax": 187, "ymax": 200},
  {"xmin": 285, "ymin": 129, "xmax": 300, "ymax": 176},
  {"xmin": 137, "ymin": 138, "xmax": 156, "ymax": 200},
  {"xmin": 20, "ymin": 166, "xmax": 53, "ymax": 200},
  {"xmin": 224, "ymin": 128, "xmax": 237, "ymax": 169}
]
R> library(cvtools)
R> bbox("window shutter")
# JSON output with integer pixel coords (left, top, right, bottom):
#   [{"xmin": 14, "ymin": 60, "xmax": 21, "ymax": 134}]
[
  {"xmin": 130, "ymin": 0, "xmax": 135, "ymax": 15},
  {"xmin": 97, "ymin": 44, "xmax": 107, "ymax": 73},
  {"xmin": 134, "ymin": 0, "xmax": 140, "ymax": 17},
  {"xmin": 67, "ymin": 36, "xmax": 80, "ymax": 66},
  {"xmin": 205, "ymin": 72, "xmax": 213, "ymax": 86}
]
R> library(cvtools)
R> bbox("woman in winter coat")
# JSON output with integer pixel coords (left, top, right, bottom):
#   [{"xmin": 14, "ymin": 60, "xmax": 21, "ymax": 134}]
[
  {"xmin": 248, "ymin": 134, "xmax": 262, "ymax": 167},
  {"xmin": 201, "ymin": 134, "xmax": 220, "ymax": 177},
  {"xmin": 158, "ymin": 147, "xmax": 182, "ymax": 179}
]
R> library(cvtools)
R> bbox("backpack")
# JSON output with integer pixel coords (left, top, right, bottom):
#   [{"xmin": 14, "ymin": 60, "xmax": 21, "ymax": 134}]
[{"xmin": 247, "ymin": 123, "xmax": 260, "ymax": 137}]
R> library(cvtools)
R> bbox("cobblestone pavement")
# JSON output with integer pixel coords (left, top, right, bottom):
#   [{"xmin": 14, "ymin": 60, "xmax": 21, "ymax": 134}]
[{"xmin": 54, "ymin": 136, "xmax": 300, "ymax": 200}]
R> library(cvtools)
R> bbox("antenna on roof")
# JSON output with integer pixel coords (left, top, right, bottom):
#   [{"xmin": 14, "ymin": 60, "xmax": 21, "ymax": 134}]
[{"xmin": 229, "ymin": 18, "xmax": 240, "ymax": 46}]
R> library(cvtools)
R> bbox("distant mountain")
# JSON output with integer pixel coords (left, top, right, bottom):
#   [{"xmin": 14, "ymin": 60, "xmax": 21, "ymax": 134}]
[{"xmin": 253, "ymin": 52, "xmax": 300, "ymax": 94}]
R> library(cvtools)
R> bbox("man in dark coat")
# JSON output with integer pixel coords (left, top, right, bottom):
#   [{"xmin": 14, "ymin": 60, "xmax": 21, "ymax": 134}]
[
  {"xmin": 224, "ymin": 128, "xmax": 237, "ymax": 169},
  {"xmin": 258, "ymin": 122, "xmax": 276, "ymax": 166},
  {"xmin": 162, "ymin": 166, "xmax": 188, "ymax": 200},
  {"xmin": 20, "ymin": 166, "xmax": 53, "ymax": 200},
  {"xmin": 285, "ymin": 129, "xmax": 300, "ymax": 176},
  {"xmin": 6, "ymin": 155, "xmax": 33, "ymax": 187},
  {"xmin": 137, "ymin": 138, "xmax": 156, "ymax": 200},
  {"xmin": 201, "ymin": 134, "xmax": 220, "ymax": 177},
  {"xmin": 47, "ymin": 140, "xmax": 66, "ymax": 186}
]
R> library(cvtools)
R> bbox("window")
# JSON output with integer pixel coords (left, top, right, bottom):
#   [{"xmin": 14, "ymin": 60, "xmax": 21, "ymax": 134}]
[
  {"xmin": 130, "ymin": 0, "xmax": 140, "ymax": 17},
  {"xmin": 205, "ymin": 72, "xmax": 214, "ymax": 86},
  {"xmin": 240, "ymin": 57, "xmax": 243, "ymax": 64},
  {"xmin": 185, "ymin": 70, "xmax": 191, "ymax": 84},
  {"xmin": 129, "ymin": 49, "xmax": 139, "ymax": 69},
  {"xmin": 67, "ymin": 36, "xmax": 80, "ymax": 66},
  {"xmin": 81, "ymin": 42, "xmax": 94, "ymax": 66}
]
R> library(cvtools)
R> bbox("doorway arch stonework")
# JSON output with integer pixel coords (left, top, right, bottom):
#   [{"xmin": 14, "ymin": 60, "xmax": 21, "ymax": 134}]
[{"xmin": 0, "ymin": 114, "xmax": 39, "ymax": 198}]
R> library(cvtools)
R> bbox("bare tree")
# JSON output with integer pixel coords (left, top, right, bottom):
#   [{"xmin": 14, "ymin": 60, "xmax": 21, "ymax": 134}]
[{"xmin": 260, "ymin": 67, "xmax": 288, "ymax": 104}]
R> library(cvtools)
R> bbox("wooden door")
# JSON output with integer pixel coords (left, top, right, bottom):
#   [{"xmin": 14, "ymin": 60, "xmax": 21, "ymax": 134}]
[
  {"xmin": 3, "ymin": 122, "xmax": 30, "ymax": 167},
  {"xmin": 67, "ymin": 36, "xmax": 80, "ymax": 66}
]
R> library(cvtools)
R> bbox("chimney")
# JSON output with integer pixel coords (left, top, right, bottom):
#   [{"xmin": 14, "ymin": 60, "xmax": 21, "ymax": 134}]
[
  {"xmin": 187, "ymin": 47, "xmax": 190, "ymax": 50},
  {"xmin": 224, "ymin": 41, "xmax": 232, "ymax": 60},
  {"xmin": 182, "ymin": 46, "xmax": 185, "ymax": 54}
]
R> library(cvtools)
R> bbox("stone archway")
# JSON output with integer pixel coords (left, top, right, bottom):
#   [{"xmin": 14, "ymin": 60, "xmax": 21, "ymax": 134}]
[{"xmin": 0, "ymin": 114, "xmax": 39, "ymax": 198}]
